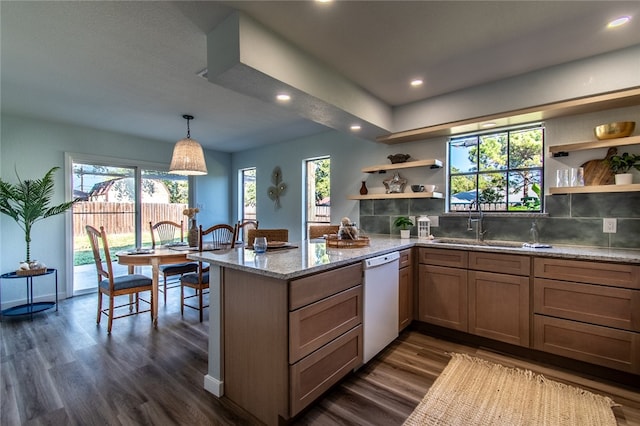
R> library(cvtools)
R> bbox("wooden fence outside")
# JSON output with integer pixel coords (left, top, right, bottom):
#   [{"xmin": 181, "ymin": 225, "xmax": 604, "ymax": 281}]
[
  {"xmin": 73, "ymin": 202, "xmax": 188, "ymax": 235},
  {"xmin": 75, "ymin": 202, "xmax": 332, "ymax": 235}
]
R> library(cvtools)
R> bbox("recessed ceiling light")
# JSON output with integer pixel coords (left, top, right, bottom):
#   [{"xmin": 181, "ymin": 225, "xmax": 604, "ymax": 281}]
[
  {"xmin": 410, "ymin": 79, "xmax": 423, "ymax": 87},
  {"xmin": 608, "ymin": 15, "xmax": 631, "ymax": 28},
  {"xmin": 350, "ymin": 124, "xmax": 361, "ymax": 131},
  {"xmin": 276, "ymin": 93, "xmax": 291, "ymax": 102},
  {"xmin": 481, "ymin": 122, "xmax": 497, "ymax": 128},
  {"xmin": 315, "ymin": 0, "xmax": 333, "ymax": 3}
]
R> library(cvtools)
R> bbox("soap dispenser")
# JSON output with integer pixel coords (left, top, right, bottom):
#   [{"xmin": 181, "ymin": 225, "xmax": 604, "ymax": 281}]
[{"xmin": 529, "ymin": 221, "xmax": 540, "ymax": 245}]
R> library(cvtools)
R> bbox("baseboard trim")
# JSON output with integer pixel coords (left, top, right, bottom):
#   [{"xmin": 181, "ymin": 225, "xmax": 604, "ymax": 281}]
[{"xmin": 203, "ymin": 374, "xmax": 223, "ymax": 397}]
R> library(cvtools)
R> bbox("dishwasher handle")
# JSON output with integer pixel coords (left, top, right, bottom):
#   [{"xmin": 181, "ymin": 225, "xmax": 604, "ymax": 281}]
[{"xmin": 363, "ymin": 251, "xmax": 400, "ymax": 269}]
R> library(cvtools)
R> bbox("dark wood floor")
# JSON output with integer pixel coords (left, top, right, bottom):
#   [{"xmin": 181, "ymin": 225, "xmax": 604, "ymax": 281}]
[{"xmin": 2, "ymin": 290, "xmax": 639, "ymax": 425}]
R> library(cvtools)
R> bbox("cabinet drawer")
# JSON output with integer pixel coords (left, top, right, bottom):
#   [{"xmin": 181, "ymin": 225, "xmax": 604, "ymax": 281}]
[
  {"xmin": 534, "ymin": 278, "xmax": 640, "ymax": 331},
  {"xmin": 469, "ymin": 252, "xmax": 530, "ymax": 276},
  {"xmin": 399, "ymin": 248, "xmax": 413, "ymax": 269},
  {"xmin": 534, "ymin": 258, "xmax": 639, "ymax": 289},
  {"xmin": 419, "ymin": 248, "xmax": 468, "ymax": 268},
  {"xmin": 289, "ymin": 286, "xmax": 362, "ymax": 363},
  {"xmin": 534, "ymin": 315, "xmax": 640, "ymax": 374},
  {"xmin": 290, "ymin": 263, "xmax": 362, "ymax": 310},
  {"xmin": 290, "ymin": 325, "xmax": 362, "ymax": 416}
]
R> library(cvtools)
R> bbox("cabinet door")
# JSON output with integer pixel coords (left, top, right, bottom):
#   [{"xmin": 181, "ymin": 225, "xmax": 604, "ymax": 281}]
[
  {"xmin": 417, "ymin": 264, "xmax": 468, "ymax": 331},
  {"xmin": 398, "ymin": 265, "xmax": 413, "ymax": 331},
  {"xmin": 469, "ymin": 271, "xmax": 530, "ymax": 347}
]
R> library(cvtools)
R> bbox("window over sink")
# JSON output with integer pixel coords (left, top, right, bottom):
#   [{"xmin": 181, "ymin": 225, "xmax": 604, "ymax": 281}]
[{"xmin": 448, "ymin": 123, "xmax": 544, "ymax": 212}]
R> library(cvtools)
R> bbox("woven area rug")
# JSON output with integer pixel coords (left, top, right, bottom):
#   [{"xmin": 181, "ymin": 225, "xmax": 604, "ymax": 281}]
[{"xmin": 404, "ymin": 353, "xmax": 617, "ymax": 426}]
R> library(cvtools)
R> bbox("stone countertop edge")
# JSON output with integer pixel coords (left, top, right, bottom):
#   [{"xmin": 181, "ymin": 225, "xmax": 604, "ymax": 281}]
[{"xmin": 187, "ymin": 236, "xmax": 640, "ymax": 281}]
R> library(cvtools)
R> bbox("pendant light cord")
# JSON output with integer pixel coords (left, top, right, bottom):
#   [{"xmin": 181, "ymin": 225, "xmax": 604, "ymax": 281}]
[{"xmin": 183, "ymin": 114, "xmax": 194, "ymax": 139}]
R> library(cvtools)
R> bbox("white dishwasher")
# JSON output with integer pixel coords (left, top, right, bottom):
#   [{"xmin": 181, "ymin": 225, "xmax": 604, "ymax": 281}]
[{"xmin": 362, "ymin": 251, "xmax": 399, "ymax": 364}]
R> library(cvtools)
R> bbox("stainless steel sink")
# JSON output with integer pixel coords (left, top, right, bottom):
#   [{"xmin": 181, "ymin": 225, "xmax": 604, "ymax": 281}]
[{"xmin": 430, "ymin": 238, "xmax": 524, "ymax": 248}]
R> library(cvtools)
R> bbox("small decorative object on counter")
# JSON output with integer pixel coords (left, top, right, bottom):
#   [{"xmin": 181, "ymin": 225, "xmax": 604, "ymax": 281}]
[
  {"xmin": 417, "ymin": 216, "xmax": 433, "ymax": 240},
  {"xmin": 387, "ymin": 153, "xmax": 411, "ymax": 164},
  {"xmin": 339, "ymin": 217, "xmax": 359, "ymax": 240},
  {"xmin": 528, "ymin": 220, "xmax": 540, "ymax": 244},
  {"xmin": 359, "ymin": 181, "xmax": 368, "ymax": 195},
  {"xmin": 383, "ymin": 172, "xmax": 407, "ymax": 193}
]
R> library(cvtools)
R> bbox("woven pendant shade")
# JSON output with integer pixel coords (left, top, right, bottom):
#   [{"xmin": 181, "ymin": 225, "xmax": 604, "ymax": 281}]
[
  {"xmin": 169, "ymin": 138, "xmax": 207, "ymax": 175},
  {"xmin": 169, "ymin": 114, "xmax": 208, "ymax": 175}
]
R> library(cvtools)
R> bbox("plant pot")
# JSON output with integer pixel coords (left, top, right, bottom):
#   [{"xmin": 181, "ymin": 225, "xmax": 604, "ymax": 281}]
[
  {"xmin": 400, "ymin": 229, "xmax": 410, "ymax": 239},
  {"xmin": 614, "ymin": 173, "xmax": 633, "ymax": 185}
]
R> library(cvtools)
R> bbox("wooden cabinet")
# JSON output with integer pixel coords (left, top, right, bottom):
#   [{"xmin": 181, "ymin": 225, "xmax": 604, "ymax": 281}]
[
  {"xmin": 533, "ymin": 257, "xmax": 640, "ymax": 373},
  {"xmin": 398, "ymin": 248, "xmax": 413, "ymax": 331},
  {"xmin": 469, "ymin": 271, "xmax": 530, "ymax": 346},
  {"xmin": 223, "ymin": 262, "xmax": 363, "ymax": 425},
  {"xmin": 290, "ymin": 325, "xmax": 363, "ymax": 416},
  {"xmin": 417, "ymin": 248, "xmax": 468, "ymax": 331},
  {"xmin": 418, "ymin": 248, "xmax": 530, "ymax": 346},
  {"xmin": 468, "ymin": 252, "xmax": 530, "ymax": 347}
]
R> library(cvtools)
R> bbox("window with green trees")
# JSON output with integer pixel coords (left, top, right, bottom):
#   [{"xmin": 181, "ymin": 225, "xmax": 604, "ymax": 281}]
[{"xmin": 448, "ymin": 124, "xmax": 544, "ymax": 212}]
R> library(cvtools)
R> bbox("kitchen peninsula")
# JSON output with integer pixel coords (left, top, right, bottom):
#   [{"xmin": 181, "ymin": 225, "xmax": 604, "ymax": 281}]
[{"xmin": 189, "ymin": 237, "xmax": 640, "ymax": 425}]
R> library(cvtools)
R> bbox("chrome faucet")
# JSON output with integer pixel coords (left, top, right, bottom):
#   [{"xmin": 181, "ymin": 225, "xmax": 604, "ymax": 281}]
[{"xmin": 467, "ymin": 201, "xmax": 485, "ymax": 241}]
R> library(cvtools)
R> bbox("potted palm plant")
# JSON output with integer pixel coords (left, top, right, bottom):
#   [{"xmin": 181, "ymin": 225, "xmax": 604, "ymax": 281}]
[
  {"xmin": 607, "ymin": 152, "xmax": 640, "ymax": 185},
  {"xmin": 0, "ymin": 167, "xmax": 80, "ymax": 273},
  {"xmin": 393, "ymin": 216, "xmax": 414, "ymax": 238}
]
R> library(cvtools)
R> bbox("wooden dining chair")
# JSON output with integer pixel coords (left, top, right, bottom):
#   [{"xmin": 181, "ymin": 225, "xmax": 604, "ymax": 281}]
[
  {"xmin": 86, "ymin": 225, "xmax": 153, "ymax": 333},
  {"xmin": 234, "ymin": 220, "xmax": 259, "ymax": 244},
  {"xmin": 246, "ymin": 229, "xmax": 289, "ymax": 246},
  {"xmin": 308, "ymin": 224, "xmax": 339, "ymax": 239},
  {"xmin": 180, "ymin": 223, "xmax": 236, "ymax": 322},
  {"xmin": 149, "ymin": 220, "xmax": 198, "ymax": 304}
]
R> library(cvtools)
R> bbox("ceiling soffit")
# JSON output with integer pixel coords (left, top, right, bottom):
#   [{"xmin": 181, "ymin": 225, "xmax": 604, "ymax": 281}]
[{"xmin": 206, "ymin": 12, "xmax": 392, "ymax": 142}]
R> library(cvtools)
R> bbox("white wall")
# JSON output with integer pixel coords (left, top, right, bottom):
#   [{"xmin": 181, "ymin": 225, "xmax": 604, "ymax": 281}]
[
  {"xmin": 394, "ymin": 45, "xmax": 640, "ymax": 132},
  {"xmin": 231, "ymin": 129, "xmax": 447, "ymax": 241},
  {"xmin": 0, "ymin": 114, "xmax": 231, "ymax": 306}
]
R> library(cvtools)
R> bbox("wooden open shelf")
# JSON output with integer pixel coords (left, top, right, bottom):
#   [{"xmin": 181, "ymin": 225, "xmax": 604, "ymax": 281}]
[
  {"xmin": 348, "ymin": 192, "xmax": 443, "ymax": 200},
  {"xmin": 549, "ymin": 135, "xmax": 640, "ymax": 157},
  {"xmin": 549, "ymin": 184, "xmax": 640, "ymax": 194},
  {"xmin": 361, "ymin": 159, "xmax": 443, "ymax": 173}
]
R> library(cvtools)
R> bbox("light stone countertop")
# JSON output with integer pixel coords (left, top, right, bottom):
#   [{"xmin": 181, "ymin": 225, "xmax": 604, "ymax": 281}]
[{"xmin": 187, "ymin": 235, "xmax": 640, "ymax": 281}]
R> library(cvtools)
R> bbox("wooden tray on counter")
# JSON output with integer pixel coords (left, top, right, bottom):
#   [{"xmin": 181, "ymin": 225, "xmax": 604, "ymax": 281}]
[{"xmin": 326, "ymin": 235, "xmax": 370, "ymax": 248}]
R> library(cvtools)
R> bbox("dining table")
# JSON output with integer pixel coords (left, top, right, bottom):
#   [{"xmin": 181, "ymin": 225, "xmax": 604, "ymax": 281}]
[
  {"xmin": 116, "ymin": 246, "xmax": 193, "ymax": 326},
  {"xmin": 116, "ymin": 244, "xmax": 235, "ymax": 326}
]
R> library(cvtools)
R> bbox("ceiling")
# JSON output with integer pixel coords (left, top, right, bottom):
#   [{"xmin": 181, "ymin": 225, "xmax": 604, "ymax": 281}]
[{"xmin": 2, "ymin": 1, "xmax": 639, "ymax": 153}]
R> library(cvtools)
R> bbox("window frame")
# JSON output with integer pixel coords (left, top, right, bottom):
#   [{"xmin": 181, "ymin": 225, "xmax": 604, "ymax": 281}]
[{"xmin": 447, "ymin": 123, "xmax": 545, "ymax": 213}]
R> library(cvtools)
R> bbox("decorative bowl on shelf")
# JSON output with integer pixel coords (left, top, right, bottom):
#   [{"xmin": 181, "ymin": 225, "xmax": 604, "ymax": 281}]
[
  {"xmin": 594, "ymin": 121, "xmax": 635, "ymax": 140},
  {"xmin": 411, "ymin": 185, "xmax": 424, "ymax": 192},
  {"xmin": 387, "ymin": 153, "xmax": 411, "ymax": 164}
]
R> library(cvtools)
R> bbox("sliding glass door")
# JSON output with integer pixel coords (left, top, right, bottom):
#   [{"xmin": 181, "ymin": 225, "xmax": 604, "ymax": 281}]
[{"xmin": 70, "ymin": 159, "xmax": 188, "ymax": 295}]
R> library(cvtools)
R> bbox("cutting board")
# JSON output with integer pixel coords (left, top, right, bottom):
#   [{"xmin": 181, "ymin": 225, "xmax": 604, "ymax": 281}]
[{"xmin": 581, "ymin": 147, "xmax": 616, "ymax": 186}]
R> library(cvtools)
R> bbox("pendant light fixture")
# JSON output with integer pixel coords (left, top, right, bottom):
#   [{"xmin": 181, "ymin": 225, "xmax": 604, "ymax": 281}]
[{"xmin": 169, "ymin": 114, "xmax": 208, "ymax": 175}]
